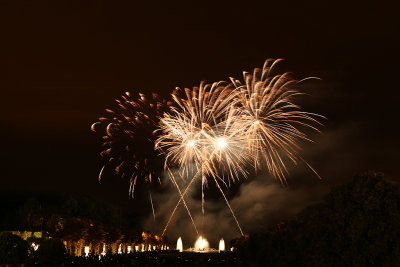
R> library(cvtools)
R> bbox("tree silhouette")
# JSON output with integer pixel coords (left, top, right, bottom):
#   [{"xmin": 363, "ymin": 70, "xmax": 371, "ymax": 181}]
[{"xmin": 238, "ymin": 172, "xmax": 400, "ymax": 266}]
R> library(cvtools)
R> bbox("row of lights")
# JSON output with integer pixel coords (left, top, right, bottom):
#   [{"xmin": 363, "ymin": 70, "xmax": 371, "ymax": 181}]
[{"xmin": 84, "ymin": 244, "xmax": 170, "ymax": 257}]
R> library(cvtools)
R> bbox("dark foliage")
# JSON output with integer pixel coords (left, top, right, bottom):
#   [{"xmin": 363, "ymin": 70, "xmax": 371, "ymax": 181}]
[
  {"xmin": 0, "ymin": 232, "xmax": 29, "ymax": 264},
  {"xmin": 0, "ymin": 192, "xmax": 129, "ymax": 232},
  {"xmin": 237, "ymin": 172, "xmax": 400, "ymax": 267}
]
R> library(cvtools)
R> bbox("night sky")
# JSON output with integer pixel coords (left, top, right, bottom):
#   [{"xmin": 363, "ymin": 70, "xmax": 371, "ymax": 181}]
[{"xmin": 1, "ymin": 0, "xmax": 398, "ymax": 242}]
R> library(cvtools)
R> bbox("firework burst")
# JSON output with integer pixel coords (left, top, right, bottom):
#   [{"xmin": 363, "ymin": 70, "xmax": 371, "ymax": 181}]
[
  {"xmin": 230, "ymin": 59, "xmax": 324, "ymax": 184},
  {"xmin": 91, "ymin": 91, "xmax": 170, "ymax": 197},
  {"xmin": 155, "ymin": 82, "xmax": 250, "ymax": 183}
]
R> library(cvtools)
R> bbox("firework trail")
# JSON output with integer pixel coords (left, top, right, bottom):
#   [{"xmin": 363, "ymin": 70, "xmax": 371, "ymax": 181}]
[
  {"xmin": 149, "ymin": 191, "xmax": 156, "ymax": 224},
  {"xmin": 212, "ymin": 175, "xmax": 244, "ymax": 236},
  {"xmin": 161, "ymin": 168, "xmax": 200, "ymax": 236},
  {"xmin": 166, "ymin": 167, "xmax": 199, "ymax": 235}
]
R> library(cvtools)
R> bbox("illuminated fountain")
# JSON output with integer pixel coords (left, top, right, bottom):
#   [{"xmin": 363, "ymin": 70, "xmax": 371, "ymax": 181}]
[
  {"xmin": 219, "ymin": 238, "xmax": 225, "ymax": 252},
  {"xmin": 194, "ymin": 236, "xmax": 209, "ymax": 251},
  {"xmin": 177, "ymin": 237, "xmax": 183, "ymax": 252},
  {"xmin": 183, "ymin": 236, "xmax": 218, "ymax": 252},
  {"xmin": 84, "ymin": 246, "xmax": 90, "ymax": 257},
  {"xmin": 101, "ymin": 244, "xmax": 106, "ymax": 256}
]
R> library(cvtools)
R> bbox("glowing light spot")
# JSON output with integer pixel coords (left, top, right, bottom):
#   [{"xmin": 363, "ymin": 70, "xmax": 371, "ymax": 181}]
[
  {"xmin": 187, "ymin": 140, "xmax": 195, "ymax": 147},
  {"xmin": 216, "ymin": 138, "xmax": 227, "ymax": 149},
  {"xmin": 254, "ymin": 120, "xmax": 260, "ymax": 125},
  {"xmin": 31, "ymin": 242, "xmax": 39, "ymax": 251}
]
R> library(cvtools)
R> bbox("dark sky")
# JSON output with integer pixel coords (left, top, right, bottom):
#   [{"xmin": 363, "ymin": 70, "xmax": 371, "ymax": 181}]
[{"xmin": 1, "ymin": 0, "xmax": 398, "ymax": 241}]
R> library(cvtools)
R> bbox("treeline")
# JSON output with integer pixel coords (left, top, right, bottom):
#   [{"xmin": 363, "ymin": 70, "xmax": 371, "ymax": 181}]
[
  {"xmin": 0, "ymin": 192, "xmax": 159, "ymax": 255},
  {"xmin": 236, "ymin": 172, "xmax": 400, "ymax": 266},
  {"xmin": 0, "ymin": 192, "xmax": 124, "ymax": 231}
]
